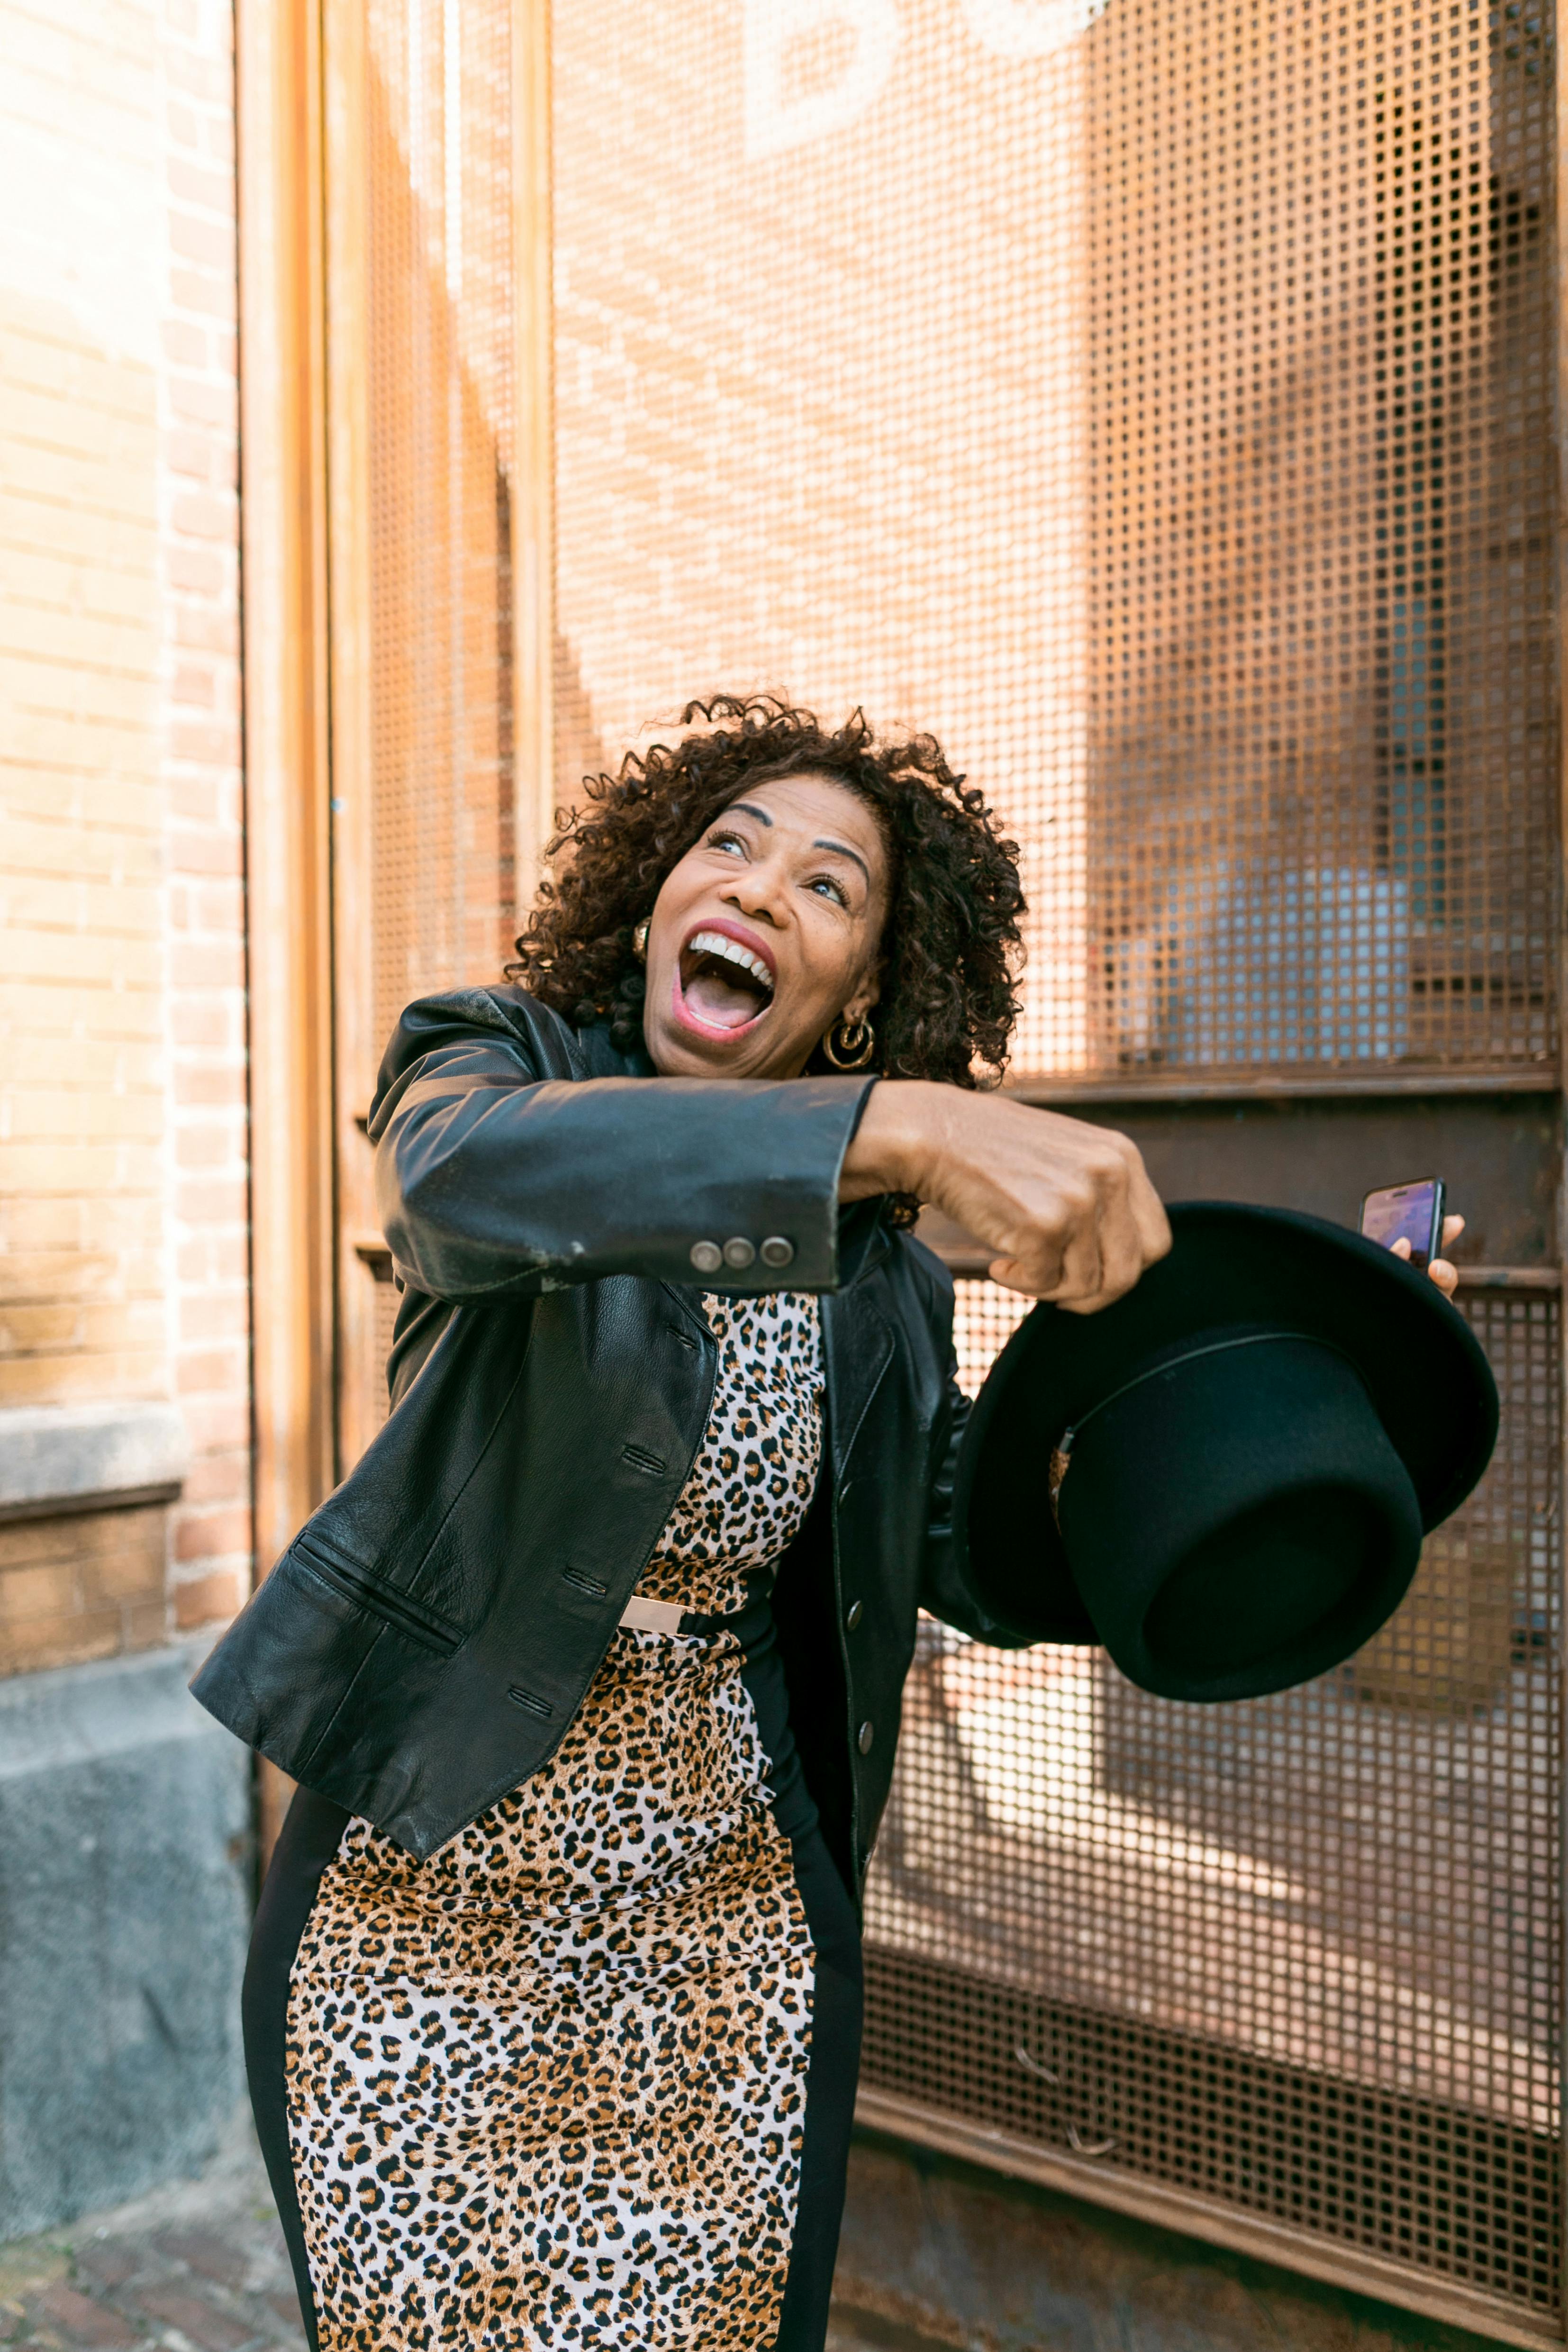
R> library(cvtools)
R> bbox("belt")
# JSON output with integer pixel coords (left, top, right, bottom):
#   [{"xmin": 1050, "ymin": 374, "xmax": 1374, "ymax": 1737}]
[
  {"xmin": 617, "ymin": 1586, "xmax": 773, "ymax": 1641},
  {"xmin": 618, "ymin": 1592, "xmax": 688, "ymax": 1636}
]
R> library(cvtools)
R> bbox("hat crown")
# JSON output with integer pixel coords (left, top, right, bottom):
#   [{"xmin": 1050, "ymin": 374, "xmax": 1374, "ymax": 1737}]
[{"xmin": 1057, "ymin": 1333, "xmax": 1423, "ymax": 1702}]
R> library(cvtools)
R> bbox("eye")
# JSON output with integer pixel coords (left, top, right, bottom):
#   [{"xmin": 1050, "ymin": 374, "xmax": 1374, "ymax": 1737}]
[
  {"xmin": 707, "ymin": 828, "xmax": 746, "ymax": 858},
  {"xmin": 807, "ymin": 875, "xmax": 850, "ymax": 908}
]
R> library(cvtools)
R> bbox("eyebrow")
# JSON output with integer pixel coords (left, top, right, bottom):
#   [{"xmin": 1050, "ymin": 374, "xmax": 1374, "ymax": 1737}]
[
  {"xmin": 721, "ymin": 800, "xmax": 872, "ymax": 887},
  {"xmin": 814, "ymin": 837, "xmax": 872, "ymax": 886}
]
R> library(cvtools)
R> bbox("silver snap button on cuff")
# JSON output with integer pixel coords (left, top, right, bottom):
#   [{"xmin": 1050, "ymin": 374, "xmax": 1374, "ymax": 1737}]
[
  {"xmin": 722, "ymin": 1236, "xmax": 756, "ymax": 1270},
  {"xmin": 857, "ymin": 1720, "xmax": 875, "ymax": 1755},
  {"xmin": 759, "ymin": 1235, "xmax": 795, "ymax": 1269},
  {"xmin": 689, "ymin": 1240, "xmax": 723, "ymax": 1273}
]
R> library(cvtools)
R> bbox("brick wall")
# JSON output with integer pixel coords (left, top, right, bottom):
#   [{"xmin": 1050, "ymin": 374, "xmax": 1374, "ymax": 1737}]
[{"xmin": 0, "ymin": 0, "xmax": 248, "ymax": 1670}]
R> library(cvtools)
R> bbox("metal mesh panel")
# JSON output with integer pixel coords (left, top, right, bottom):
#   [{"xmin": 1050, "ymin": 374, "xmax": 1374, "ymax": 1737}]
[
  {"xmin": 1085, "ymin": 0, "xmax": 1557, "ymax": 1075},
  {"xmin": 864, "ymin": 1279, "xmax": 1561, "ymax": 2319},
  {"xmin": 551, "ymin": 0, "xmax": 1557, "ymax": 1083},
  {"xmin": 365, "ymin": 0, "xmax": 517, "ymax": 1055}
]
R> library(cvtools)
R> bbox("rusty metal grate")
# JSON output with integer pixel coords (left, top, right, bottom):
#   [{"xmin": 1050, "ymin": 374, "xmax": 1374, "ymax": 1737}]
[
  {"xmin": 864, "ymin": 1278, "xmax": 1561, "ymax": 2323},
  {"xmin": 551, "ymin": 0, "xmax": 1557, "ymax": 1087},
  {"xmin": 1084, "ymin": 0, "xmax": 1557, "ymax": 1078}
]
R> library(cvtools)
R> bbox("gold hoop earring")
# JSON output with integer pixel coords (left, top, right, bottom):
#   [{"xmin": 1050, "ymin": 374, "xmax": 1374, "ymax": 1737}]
[
  {"xmin": 632, "ymin": 920, "xmax": 649, "ymax": 964},
  {"xmin": 822, "ymin": 1015, "xmax": 876, "ymax": 1071}
]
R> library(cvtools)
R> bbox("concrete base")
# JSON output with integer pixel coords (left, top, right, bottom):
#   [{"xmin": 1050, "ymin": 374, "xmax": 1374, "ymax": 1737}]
[
  {"xmin": 834, "ymin": 2130, "xmax": 1515, "ymax": 2352},
  {"xmin": 0, "ymin": 1642, "xmax": 253, "ymax": 2240}
]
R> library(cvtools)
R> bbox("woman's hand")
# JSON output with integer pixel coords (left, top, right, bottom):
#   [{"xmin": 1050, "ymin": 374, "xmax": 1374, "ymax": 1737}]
[
  {"xmin": 1391, "ymin": 1211, "xmax": 1465, "ymax": 1299},
  {"xmin": 843, "ymin": 1081, "xmax": 1170, "ymax": 1312}
]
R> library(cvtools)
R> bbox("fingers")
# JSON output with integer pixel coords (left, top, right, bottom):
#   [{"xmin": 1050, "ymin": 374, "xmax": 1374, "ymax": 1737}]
[
  {"xmin": 1390, "ymin": 1236, "xmax": 1413, "ymax": 1260},
  {"xmin": 1441, "ymin": 1212, "xmax": 1466, "ymax": 1249},
  {"xmin": 1428, "ymin": 1258, "xmax": 1459, "ymax": 1298},
  {"xmin": 1039, "ymin": 1128, "xmax": 1166, "ymax": 1314}
]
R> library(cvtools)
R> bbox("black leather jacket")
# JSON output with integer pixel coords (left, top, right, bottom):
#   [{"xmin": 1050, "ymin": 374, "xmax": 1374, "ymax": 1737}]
[{"xmin": 192, "ymin": 987, "xmax": 1051, "ymax": 1895}]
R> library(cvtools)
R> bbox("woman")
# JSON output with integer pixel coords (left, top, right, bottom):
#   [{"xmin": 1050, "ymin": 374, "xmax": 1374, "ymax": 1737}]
[{"xmin": 204, "ymin": 697, "xmax": 1453, "ymax": 2352}]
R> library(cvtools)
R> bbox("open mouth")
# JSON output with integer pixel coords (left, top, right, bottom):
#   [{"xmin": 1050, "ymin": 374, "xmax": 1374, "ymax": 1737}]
[{"xmin": 676, "ymin": 925, "xmax": 776, "ymax": 1035}]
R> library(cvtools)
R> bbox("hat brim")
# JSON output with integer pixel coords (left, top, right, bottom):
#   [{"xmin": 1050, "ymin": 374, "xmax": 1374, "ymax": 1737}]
[{"xmin": 953, "ymin": 1200, "xmax": 1500, "ymax": 1648}]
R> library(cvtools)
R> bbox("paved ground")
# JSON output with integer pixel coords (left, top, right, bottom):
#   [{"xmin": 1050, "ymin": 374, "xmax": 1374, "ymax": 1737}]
[
  {"xmin": 0, "ymin": 2129, "xmax": 904, "ymax": 2352},
  {"xmin": 0, "ymin": 2126, "xmax": 305, "ymax": 2352}
]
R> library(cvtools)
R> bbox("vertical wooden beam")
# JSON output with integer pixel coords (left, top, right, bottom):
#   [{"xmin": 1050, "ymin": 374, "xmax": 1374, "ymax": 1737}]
[
  {"xmin": 237, "ymin": 0, "xmax": 335, "ymax": 1855},
  {"xmin": 512, "ymin": 0, "xmax": 556, "ymax": 913},
  {"xmin": 321, "ymin": 0, "xmax": 381, "ymax": 1477}
]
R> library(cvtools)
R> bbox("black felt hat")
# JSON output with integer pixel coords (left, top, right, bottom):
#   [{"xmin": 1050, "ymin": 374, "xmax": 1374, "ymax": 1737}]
[{"xmin": 953, "ymin": 1202, "xmax": 1498, "ymax": 1703}]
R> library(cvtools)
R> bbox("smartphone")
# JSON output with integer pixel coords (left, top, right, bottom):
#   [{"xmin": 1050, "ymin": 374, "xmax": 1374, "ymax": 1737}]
[{"xmin": 1360, "ymin": 1177, "xmax": 1446, "ymax": 1273}]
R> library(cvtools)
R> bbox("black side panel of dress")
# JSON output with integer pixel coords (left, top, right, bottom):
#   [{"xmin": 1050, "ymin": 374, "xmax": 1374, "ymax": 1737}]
[
  {"xmin": 243, "ymin": 1784, "xmax": 350, "ymax": 2352},
  {"xmin": 739, "ymin": 1613, "xmax": 865, "ymax": 2352},
  {"xmin": 769, "ymin": 1824, "xmax": 863, "ymax": 2352},
  {"xmin": 769, "ymin": 1486, "xmax": 859, "ymax": 1901}
]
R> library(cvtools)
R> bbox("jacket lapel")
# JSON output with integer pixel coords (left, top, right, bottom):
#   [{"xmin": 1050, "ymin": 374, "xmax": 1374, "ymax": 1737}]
[{"xmin": 823, "ymin": 1280, "xmax": 895, "ymax": 1485}]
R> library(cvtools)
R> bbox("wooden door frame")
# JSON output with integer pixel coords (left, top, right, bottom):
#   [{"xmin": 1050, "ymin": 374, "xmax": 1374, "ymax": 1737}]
[
  {"xmin": 236, "ymin": 0, "xmax": 336, "ymax": 1856},
  {"xmin": 239, "ymin": 0, "xmax": 559, "ymax": 1545}
]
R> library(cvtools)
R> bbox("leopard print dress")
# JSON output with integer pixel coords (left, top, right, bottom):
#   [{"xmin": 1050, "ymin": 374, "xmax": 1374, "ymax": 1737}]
[{"xmin": 272, "ymin": 1290, "xmax": 848, "ymax": 2352}]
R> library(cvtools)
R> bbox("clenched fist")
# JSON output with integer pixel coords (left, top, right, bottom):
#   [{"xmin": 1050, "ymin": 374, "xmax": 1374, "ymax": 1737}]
[{"xmin": 842, "ymin": 1080, "xmax": 1171, "ymax": 1313}]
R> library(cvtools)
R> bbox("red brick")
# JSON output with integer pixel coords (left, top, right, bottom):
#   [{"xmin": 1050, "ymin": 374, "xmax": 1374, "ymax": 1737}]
[
  {"xmin": 170, "ymin": 490, "xmax": 233, "ymax": 543},
  {"xmin": 178, "ymin": 1451, "xmax": 250, "ymax": 1507},
  {"xmin": 172, "ymin": 941, "xmax": 244, "ymax": 990},
  {"xmin": 180, "ymin": 1396, "xmax": 252, "ymax": 1453},
  {"xmin": 129, "ymin": 2284, "xmax": 250, "ymax": 2351},
  {"xmin": 168, "ymin": 376, "xmax": 234, "ymax": 429},
  {"xmin": 172, "ymin": 661, "xmax": 218, "ymax": 708},
  {"xmin": 175, "ymin": 1343, "xmax": 249, "ymax": 1394},
  {"xmin": 173, "ymin": 1572, "xmax": 248, "ymax": 1632},
  {"xmin": 170, "ymin": 718, "xmax": 241, "ymax": 765},
  {"xmin": 188, "ymin": 885, "xmax": 245, "ymax": 937},
  {"xmin": 166, "ymin": 96, "xmax": 201, "ymax": 150},
  {"xmin": 73, "ymin": 2240, "xmax": 141, "ymax": 2293},
  {"xmin": 165, "ymin": 543, "xmax": 224, "ymax": 595},
  {"xmin": 176, "ymin": 1179, "xmax": 249, "ymax": 1226},
  {"xmin": 170, "ymin": 266, "xmax": 234, "ymax": 320},
  {"xmin": 174, "ymin": 1505, "xmax": 252, "ymax": 1565},
  {"xmin": 34, "ymin": 2283, "xmax": 137, "ymax": 2347},
  {"xmin": 170, "ymin": 998, "xmax": 235, "ymax": 1049},
  {"xmin": 161, "ymin": 318, "xmax": 208, "ymax": 367},
  {"xmin": 176, "ymin": 1244, "xmax": 249, "ymax": 1296},
  {"xmin": 167, "ymin": 159, "xmax": 233, "ymax": 214},
  {"xmin": 174, "ymin": 1063, "xmax": 246, "ymax": 1108},
  {"xmin": 178, "ymin": 1289, "xmax": 248, "ymax": 1345},
  {"xmin": 170, "ymin": 825, "xmax": 242, "ymax": 878},
  {"xmin": 171, "ymin": 212, "xmax": 234, "ymax": 270},
  {"xmin": 164, "ymin": 49, "xmax": 230, "ymax": 103},
  {"xmin": 173, "ymin": 603, "xmax": 240, "ymax": 655},
  {"xmin": 162, "ymin": 428, "xmax": 215, "ymax": 483},
  {"xmin": 174, "ymin": 1123, "xmax": 232, "ymax": 1171}
]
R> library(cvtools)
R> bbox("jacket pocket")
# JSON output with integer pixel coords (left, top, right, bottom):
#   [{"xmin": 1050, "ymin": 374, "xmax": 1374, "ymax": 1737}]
[{"xmin": 290, "ymin": 1532, "xmax": 464, "ymax": 1658}]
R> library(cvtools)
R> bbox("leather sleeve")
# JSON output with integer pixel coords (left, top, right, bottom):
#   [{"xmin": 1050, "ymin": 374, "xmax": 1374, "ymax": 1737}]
[{"xmin": 369, "ymin": 989, "xmax": 879, "ymax": 1301}]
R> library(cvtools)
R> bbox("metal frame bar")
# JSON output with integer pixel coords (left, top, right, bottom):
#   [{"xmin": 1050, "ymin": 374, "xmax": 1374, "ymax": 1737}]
[
  {"xmin": 236, "ymin": 0, "xmax": 336, "ymax": 1856},
  {"xmin": 511, "ymin": 0, "xmax": 555, "ymax": 913},
  {"xmin": 857, "ymin": 2089, "xmax": 1565, "ymax": 2352}
]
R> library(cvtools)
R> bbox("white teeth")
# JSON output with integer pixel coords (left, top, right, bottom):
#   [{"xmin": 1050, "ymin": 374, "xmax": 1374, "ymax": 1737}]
[{"xmin": 687, "ymin": 930, "xmax": 774, "ymax": 995}]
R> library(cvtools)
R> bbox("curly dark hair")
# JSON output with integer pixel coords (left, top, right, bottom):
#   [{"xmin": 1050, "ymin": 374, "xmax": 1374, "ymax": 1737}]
[{"xmin": 508, "ymin": 695, "xmax": 1025, "ymax": 1217}]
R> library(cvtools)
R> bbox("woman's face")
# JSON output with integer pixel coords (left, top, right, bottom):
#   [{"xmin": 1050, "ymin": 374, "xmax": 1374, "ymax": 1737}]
[{"xmin": 641, "ymin": 772, "xmax": 889, "ymax": 1081}]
